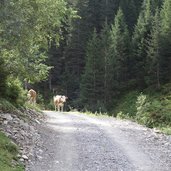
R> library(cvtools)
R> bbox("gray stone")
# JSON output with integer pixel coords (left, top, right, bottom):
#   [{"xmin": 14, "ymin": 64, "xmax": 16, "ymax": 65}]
[{"xmin": 22, "ymin": 155, "xmax": 29, "ymax": 160}]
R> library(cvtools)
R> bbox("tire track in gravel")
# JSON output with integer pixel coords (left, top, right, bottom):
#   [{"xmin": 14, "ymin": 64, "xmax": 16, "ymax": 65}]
[
  {"xmin": 26, "ymin": 111, "xmax": 171, "ymax": 171},
  {"xmin": 72, "ymin": 113, "xmax": 153, "ymax": 171}
]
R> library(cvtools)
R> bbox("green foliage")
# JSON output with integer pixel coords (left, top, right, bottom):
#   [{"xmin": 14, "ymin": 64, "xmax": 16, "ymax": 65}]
[
  {"xmin": 145, "ymin": 8, "xmax": 161, "ymax": 88},
  {"xmin": 112, "ymin": 85, "xmax": 171, "ymax": 131},
  {"xmin": 0, "ymin": 98, "xmax": 18, "ymax": 113},
  {"xmin": 0, "ymin": 132, "xmax": 24, "ymax": 171},
  {"xmin": 114, "ymin": 91, "xmax": 139, "ymax": 117},
  {"xmin": 119, "ymin": 0, "xmax": 139, "ymax": 32},
  {"xmin": 45, "ymin": 100, "xmax": 55, "ymax": 111},
  {"xmin": 160, "ymin": 0, "xmax": 171, "ymax": 35},
  {"xmin": 131, "ymin": 0, "xmax": 153, "ymax": 88},
  {"xmin": 109, "ymin": 8, "xmax": 130, "ymax": 89},
  {"xmin": 149, "ymin": 83, "xmax": 171, "ymax": 126},
  {"xmin": 159, "ymin": 0, "xmax": 171, "ymax": 83},
  {"xmin": 1, "ymin": 0, "xmax": 171, "ymax": 135},
  {"xmin": 36, "ymin": 93, "xmax": 45, "ymax": 108},
  {"xmin": 80, "ymin": 29, "xmax": 104, "ymax": 112},
  {"xmin": 41, "ymin": 0, "xmax": 144, "ymax": 111},
  {"xmin": 24, "ymin": 102, "xmax": 43, "ymax": 113},
  {"xmin": 135, "ymin": 93, "xmax": 151, "ymax": 126},
  {"xmin": 160, "ymin": 126, "xmax": 171, "ymax": 135},
  {"xmin": 135, "ymin": 85, "xmax": 171, "ymax": 128},
  {"xmin": 0, "ymin": 57, "xmax": 7, "ymax": 97},
  {"xmin": 99, "ymin": 21, "xmax": 113, "ymax": 109},
  {"xmin": 5, "ymin": 77, "xmax": 27, "ymax": 106},
  {"xmin": 116, "ymin": 111, "xmax": 129, "ymax": 119},
  {"xmin": 0, "ymin": 0, "xmax": 77, "ymax": 97}
]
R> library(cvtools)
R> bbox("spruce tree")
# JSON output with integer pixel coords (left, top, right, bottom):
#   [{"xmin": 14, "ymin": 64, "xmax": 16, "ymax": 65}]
[
  {"xmin": 132, "ymin": 0, "xmax": 153, "ymax": 88},
  {"xmin": 99, "ymin": 20, "xmax": 111, "ymax": 109},
  {"xmin": 160, "ymin": 0, "xmax": 171, "ymax": 83},
  {"xmin": 146, "ymin": 8, "xmax": 161, "ymax": 88},
  {"xmin": 80, "ymin": 29, "xmax": 103, "ymax": 111},
  {"xmin": 109, "ymin": 8, "xmax": 130, "ymax": 95},
  {"xmin": 120, "ymin": 0, "xmax": 141, "ymax": 33}
]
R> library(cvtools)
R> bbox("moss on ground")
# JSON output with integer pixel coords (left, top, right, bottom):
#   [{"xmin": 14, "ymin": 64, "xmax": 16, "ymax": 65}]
[{"xmin": 0, "ymin": 132, "xmax": 24, "ymax": 171}]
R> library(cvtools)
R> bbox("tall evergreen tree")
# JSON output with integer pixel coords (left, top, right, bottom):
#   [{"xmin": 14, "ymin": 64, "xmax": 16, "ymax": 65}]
[
  {"xmin": 132, "ymin": 0, "xmax": 153, "ymax": 88},
  {"xmin": 99, "ymin": 20, "xmax": 111, "ymax": 109},
  {"xmin": 160, "ymin": 0, "xmax": 171, "ymax": 83},
  {"xmin": 60, "ymin": 0, "xmax": 90, "ymax": 100},
  {"xmin": 120, "ymin": 0, "xmax": 143, "ymax": 33},
  {"xmin": 109, "ymin": 8, "xmax": 130, "ymax": 95},
  {"xmin": 146, "ymin": 8, "xmax": 161, "ymax": 88},
  {"xmin": 80, "ymin": 29, "xmax": 104, "ymax": 111}
]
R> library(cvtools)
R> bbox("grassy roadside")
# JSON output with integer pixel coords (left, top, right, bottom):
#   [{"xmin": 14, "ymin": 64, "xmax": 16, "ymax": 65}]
[
  {"xmin": 0, "ymin": 132, "xmax": 24, "ymax": 171},
  {"xmin": 112, "ymin": 84, "xmax": 171, "ymax": 135},
  {"xmin": 82, "ymin": 84, "xmax": 171, "ymax": 135}
]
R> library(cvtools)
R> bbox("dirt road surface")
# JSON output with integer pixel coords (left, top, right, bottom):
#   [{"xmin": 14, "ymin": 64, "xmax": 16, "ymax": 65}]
[{"xmin": 26, "ymin": 111, "xmax": 171, "ymax": 171}]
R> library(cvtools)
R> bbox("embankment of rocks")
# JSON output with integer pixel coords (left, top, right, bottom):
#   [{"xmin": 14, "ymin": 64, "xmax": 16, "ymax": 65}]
[{"xmin": 0, "ymin": 108, "xmax": 45, "ymax": 166}]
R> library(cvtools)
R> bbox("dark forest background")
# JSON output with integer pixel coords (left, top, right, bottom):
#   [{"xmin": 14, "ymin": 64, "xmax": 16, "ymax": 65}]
[
  {"xmin": 1, "ymin": 0, "xmax": 171, "ymax": 130},
  {"xmin": 37, "ymin": 0, "xmax": 170, "ymax": 111}
]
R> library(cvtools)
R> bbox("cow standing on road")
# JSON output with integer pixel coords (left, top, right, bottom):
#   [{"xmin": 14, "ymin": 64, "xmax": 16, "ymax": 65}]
[{"xmin": 54, "ymin": 95, "xmax": 68, "ymax": 112}]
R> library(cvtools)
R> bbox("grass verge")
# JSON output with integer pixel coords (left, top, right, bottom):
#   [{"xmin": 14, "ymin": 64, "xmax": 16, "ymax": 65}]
[
  {"xmin": 113, "ymin": 84, "xmax": 171, "ymax": 135},
  {"xmin": 0, "ymin": 132, "xmax": 24, "ymax": 171}
]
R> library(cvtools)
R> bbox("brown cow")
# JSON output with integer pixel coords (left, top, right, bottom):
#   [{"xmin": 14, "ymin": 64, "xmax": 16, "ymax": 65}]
[
  {"xmin": 27, "ymin": 89, "xmax": 37, "ymax": 105},
  {"xmin": 54, "ymin": 95, "xmax": 68, "ymax": 112}
]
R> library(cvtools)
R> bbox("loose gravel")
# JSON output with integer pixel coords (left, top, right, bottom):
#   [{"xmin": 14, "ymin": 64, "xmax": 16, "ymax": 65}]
[{"xmin": 26, "ymin": 111, "xmax": 171, "ymax": 171}]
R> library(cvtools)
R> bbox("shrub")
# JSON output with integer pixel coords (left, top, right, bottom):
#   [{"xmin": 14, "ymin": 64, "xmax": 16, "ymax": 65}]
[
  {"xmin": 6, "ymin": 77, "xmax": 27, "ymax": 106},
  {"xmin": 135, "ymin": 93, "xmax": 151, "ymax": 126},
  {"xmin": 148, "ymin": 97, "xmax": 171, "ymax": 126},
  {"xmin": 113, "ymin": 91, "xmax": 139, "ymax": 117},
  {"xmin": 116, "ymin": 111, "xmax": 129, "ymax": 119},
  {"xmin": 0, "ymin": 98, "xmax": 17, "ymax": 112},
  {"xmin": 136, "ymin": 91, "xmax": 171, "ymax": 127}
]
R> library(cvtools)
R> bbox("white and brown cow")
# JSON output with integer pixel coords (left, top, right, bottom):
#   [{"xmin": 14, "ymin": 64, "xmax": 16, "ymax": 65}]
[
  {"xmin": 54, "ymin": 95, "xmax": 68, "ymax": 112},
  {"xmin": 27, "ymin": 89, "xmax": 37, "ymax": 105}
]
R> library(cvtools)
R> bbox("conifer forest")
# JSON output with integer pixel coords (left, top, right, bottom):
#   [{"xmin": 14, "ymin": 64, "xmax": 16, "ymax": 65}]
[{"xmin": 1, "ymin": 0, "xmax": 171, "ymax": 128}]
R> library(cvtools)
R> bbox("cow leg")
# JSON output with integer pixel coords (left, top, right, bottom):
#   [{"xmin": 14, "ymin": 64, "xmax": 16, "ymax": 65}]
[
  {"xmin": 33, "ymin": 98, "xmax": 36, "ymax": 105},
  {"xmin": 29, "ymin": 98, "xmax": 32, "ymax": 104},
  {"xmin": 33, "ymin": 98, "xmax": 35, "ymax": 105},
  {"xmin": 31, "ymin": 97, "xmax": 34, "ymax": 105},
  {"xmin": 30, "ymin": 98, "xmax": 33, "ymax": 104}
]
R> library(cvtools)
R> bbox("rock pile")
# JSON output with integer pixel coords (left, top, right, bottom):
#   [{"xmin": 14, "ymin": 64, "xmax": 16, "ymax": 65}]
[{"xmin": 0, "ymin": 109, "xmax": 44, "ymax": 165}]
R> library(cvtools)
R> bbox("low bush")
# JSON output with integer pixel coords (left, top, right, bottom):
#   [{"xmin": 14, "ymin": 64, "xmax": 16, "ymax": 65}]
[
  {"xmin": 114, "ymin": 91, "xmax": 139, "ymax": 117},
  {"xmin": 6, "ymin": 77, "xmax": 27, "ymax": 106},
  {"xmin": 0, "ymin": 132, "xmax": 24, "ymax": 171},
  {"xmin": 135, "ymin": 85, "xmax": 171, "ymax": 128},
  {"xmin": 113, "ymin": 84, "xmax": 171, "ymax": 133},
  {"xmin": 0, "ymin": 98, "xmax": 18, "ymax": 113}
]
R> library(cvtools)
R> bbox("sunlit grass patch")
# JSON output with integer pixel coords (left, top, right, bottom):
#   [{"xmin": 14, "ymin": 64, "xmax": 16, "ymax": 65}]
[
  {"xmin": 82, "ymin": 110, "xmax": 111, "ymax": 119},
  {"xmin": 0, "ymin": 132, "xmax": 24, "ymax": 171},
  {"xmin": 24, "ymin": 102, "xmax": 42, "ymax": 113},
  {"xmin": 159, "ymin": 126, "xmax": 171, "ymax": 135}
]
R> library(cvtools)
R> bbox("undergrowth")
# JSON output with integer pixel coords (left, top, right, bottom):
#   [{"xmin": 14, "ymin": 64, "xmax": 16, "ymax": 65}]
[
  {"xmin": 0, "ymin": 132, "xmax": 24, "ymax": 171},
  {"xmin": 114, "ymin": 83, "xmax": 171, "ymax": 134}
]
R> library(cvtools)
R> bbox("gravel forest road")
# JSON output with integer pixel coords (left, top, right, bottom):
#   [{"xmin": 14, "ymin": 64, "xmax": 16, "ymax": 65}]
[{"xmin": 26, "ymin": 111, "xmax": 171, "ymax": 171}]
